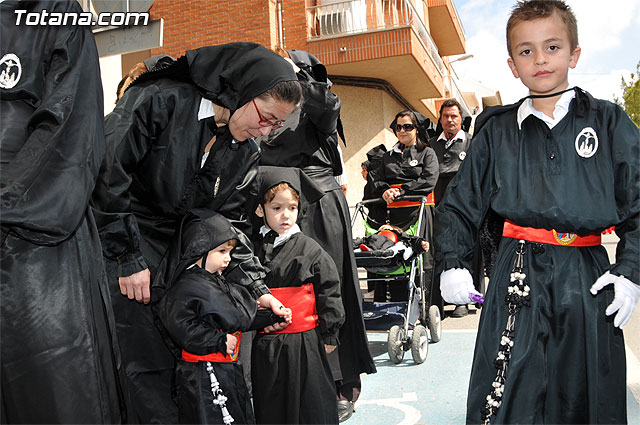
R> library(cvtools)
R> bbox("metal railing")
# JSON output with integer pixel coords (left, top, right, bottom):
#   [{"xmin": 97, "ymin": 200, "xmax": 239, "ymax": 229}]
[{"xmin": 307, "ymin": 0, "xmax": 445, "ymax": 75}]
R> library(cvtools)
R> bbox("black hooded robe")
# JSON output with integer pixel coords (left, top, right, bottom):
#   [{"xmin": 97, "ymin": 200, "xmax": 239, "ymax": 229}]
[
  {"xmin": 434, "ymin": 88, "xmax": 639, "ymax": 424},
  {"xmin": 258, "ymin": 50, "xmax": 376, "ymax": 396},
  {"xmin": 155, "ymin": 211, "xmax": 258, "ymax": 424},
  {"xmin": 92, "ymin": 43, "xmax": 297, "ymax": 423},
  {"xmin": 252, "ymin": 232, "xmax": 344, "ymax": 425},
  {"xmin": 1, "ymin": 1, "xmax": 126, "ymax": 422}
]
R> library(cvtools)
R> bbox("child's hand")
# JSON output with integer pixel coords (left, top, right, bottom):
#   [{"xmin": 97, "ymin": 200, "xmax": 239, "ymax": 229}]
[
  {"xmin": 257, "ymin": 293, "xmax": 293, "ymax": 323},
  {"xmin": 225, "ymin": 334, "xmax": 238, "ymax": 356},
  {"xmin": 325, "ymin": 344, "xmax": 336, "ymax": 354}
]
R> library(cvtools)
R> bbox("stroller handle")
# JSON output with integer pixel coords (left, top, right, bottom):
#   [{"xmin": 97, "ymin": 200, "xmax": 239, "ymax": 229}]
[{"xmin": 356, "ymin": 195, "xmax": 428, "ymax": 207}]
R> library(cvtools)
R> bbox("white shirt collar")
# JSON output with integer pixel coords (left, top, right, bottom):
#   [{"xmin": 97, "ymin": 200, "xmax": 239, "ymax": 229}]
[
  {"xmin": 259, "ymin": 223, "xmax": 301, "ymax": 248},
  {"xmin": 437, "ymin": 129, "xmax": 466, "ymax": 142},
  {"xmin": 517, "ymin": 89, "xmax": 575, "ymax": 130},
  {"xmin": 198, "ymin": 97, "xmax": 215, "ymax": 121}
]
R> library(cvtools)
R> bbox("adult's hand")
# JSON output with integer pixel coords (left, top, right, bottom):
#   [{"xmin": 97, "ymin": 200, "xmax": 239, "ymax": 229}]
[
  {"xmin": 325, "ymin": 344, "xmax": 337, "ymax": 354},
  {"xmin": 118, "ymin": 268, "xmax": 151, "ymax": 304},
  {"xmin": 590, "ymin": 271, "xmax": 640, "ymax": 328},
  {"xmin": 382, "ymin": 187, "xmax": 401, "ymax": 204}
]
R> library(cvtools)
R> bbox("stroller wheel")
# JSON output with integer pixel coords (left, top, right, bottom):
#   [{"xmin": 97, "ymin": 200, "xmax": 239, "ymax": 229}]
[
  {"xmin": 428, "ymin": 304, "xmax": 442, "ymax": 343},
  {"xmin": 411, "ymin": 325, "xmax": 429, "ymax": 364},
  {"xmin": 387, "ymin": 325, "xmax": 405, "ymax": 364}
]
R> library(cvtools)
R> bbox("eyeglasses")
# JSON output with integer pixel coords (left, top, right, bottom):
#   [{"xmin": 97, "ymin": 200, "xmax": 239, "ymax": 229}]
[
  {"xmin": 252, "ymin": 99, "xmax": 284, "ymax": 129},
  {"xmin": 395, "ymin": 123, "xmax": 416, "ymax": 132}
]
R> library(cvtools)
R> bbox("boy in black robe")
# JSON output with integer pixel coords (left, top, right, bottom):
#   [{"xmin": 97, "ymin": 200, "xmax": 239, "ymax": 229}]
[
  {"xmin": 251, "ymin": 166, "xmax": 345, "ymax": 424},
  {"xmin": 154, "ymin": 210, "xmax": 291, "ymax": 424},
  {"xmin": 434, "ymin": 1, "xmax": 639, "ymax": 423}
]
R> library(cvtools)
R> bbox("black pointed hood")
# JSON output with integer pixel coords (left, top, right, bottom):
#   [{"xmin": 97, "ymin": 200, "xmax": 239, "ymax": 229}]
[{"xmin": 151, "ymin": 209, "xmax": 238, "ymax": 303}]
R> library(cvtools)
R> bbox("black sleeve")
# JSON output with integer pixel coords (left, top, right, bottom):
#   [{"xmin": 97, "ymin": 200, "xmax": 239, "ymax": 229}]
[
  {"xmin": 91, "ymin": 85, "xmax": 170, "ymax": 275},
  {"xmin": 312, "ymin": 250, "xmax": 345, "ymax": 345},
  {"xmin": 399, "ymin": 147, "xmax": 440, "ymax": 196},
  {"xmin": 1, "ymin": 7, "xmax": 103, "ymax": 245},
  {"xmin": 223, "ymin": 228, "xmax": 270, "ymax": 299},
  {"xmin": 158, "ymin": 286, "xmax": 228, "ymax": 356}
]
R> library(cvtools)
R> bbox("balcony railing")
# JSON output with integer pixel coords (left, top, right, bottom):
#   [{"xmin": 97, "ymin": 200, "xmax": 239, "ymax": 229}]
[{"xmin": 307, "ymin": 0, "xmax": 445, "ymax": 75}]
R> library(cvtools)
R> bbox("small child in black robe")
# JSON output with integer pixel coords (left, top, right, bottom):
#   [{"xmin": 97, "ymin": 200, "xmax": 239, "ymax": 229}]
[
  {"xmin": 154, "ymin": 210, "xmax": 287, "ymax": 424},
  {"xmin": 251, "ymin": 166, "xmax": 345, "ymax": 424}
]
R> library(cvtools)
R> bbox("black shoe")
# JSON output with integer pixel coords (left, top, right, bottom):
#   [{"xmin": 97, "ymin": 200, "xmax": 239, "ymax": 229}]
[
  {"xmin": 451, "ymin": 305, "xmax": 469, "ymax": 318},
  {"xmin": 337, "ymin": 400, "xmax": 355, "ymax": 422}
]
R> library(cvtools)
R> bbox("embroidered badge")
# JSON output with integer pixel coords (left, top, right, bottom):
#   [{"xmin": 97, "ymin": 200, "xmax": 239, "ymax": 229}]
[
  {"xmin": 0, "ymin": 54, "xmax": 22, "ymax": 89},
  {"xmin": 552, "ymin": 230, "xmax": 578, "ymax": 245},
  {"xmin": 574, "ymin": 127, "xmax": 598, "ymax": 158},
  {"xmin": 409, "ymin": 159, "xmax": 418, "ymax": 166},
  {"xmin": 459, "ymin": 151, "xmax": 466, "ymax": 161}
]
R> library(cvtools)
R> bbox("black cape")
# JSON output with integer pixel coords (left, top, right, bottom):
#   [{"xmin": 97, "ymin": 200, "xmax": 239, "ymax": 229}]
[
  {"xmin": 258, "ymin": 51, "xmax": 376, "ymax": 383},
  {"xmin": 252, "ymin": 231, "xmax": 344, "ymax": 424},
  {"xmin": 434, "ymin": 88, "xmax": 639, "ymax": 424},
  {"xmin": 1, "ymin": 0, "xmax": 127, "ymax": 422},
  {"xmin": 155, "ymin": 210, "xmax": 257, "ymax": 424},
  {"xmin": 91, "ymin": 42, "xmax": 297, "ymax": 423}
]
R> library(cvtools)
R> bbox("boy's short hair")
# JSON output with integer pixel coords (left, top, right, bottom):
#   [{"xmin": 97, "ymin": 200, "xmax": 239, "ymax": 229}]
[
  {"xmin": 263, "ymin": 182, "xmax": 300, "ymax": 204},
  {"xmin": 221, "ymin": 239, "xmax": 237, "ymax": 249},
  {"xmin": 506, "ymin": 0, "xmax": 578, "ymax": 58}
]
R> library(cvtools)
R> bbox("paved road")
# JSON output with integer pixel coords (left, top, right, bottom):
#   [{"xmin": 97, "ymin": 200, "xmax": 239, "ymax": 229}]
[{"xmin": 349, "ymin": 233, "xmax": 640, "ymax": 424}]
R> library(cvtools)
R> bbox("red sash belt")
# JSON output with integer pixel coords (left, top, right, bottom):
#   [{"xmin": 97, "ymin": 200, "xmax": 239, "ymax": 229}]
[
  {"xmin": 502, "ymin": 220, "xmax": 601, "ymax": 247},
  {"xmin": 265, "ymin": 283, "xmax": 318, "ymax": 334},
  {"xmin": 387, "ymin": 184, "xmax": 434, "ymax": 207},
  {"xmin": 181, "ymin": 331, "xmax": 242, "ymax": 363}
]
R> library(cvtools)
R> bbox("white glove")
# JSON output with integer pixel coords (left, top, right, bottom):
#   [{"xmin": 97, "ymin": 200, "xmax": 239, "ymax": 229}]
[
  {"xmin": 590, "ymin": 271, "xmax": 640, "ymax": 329},
  {"xmin": 440, "ymin": 268, "xmax": 481, "ymax": 305}
]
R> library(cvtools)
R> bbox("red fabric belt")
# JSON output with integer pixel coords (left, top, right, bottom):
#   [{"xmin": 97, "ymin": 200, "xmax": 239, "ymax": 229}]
[
  {"xmin": 502, "ymin": 220, "xmax": 601, "ymax": 247},
  {"xmin": 181, "ymin": 331, "xmax": 242, "ymax": 363},
  {"xmin": 265, "ymin": 283, "xmax": 318, "ymax": 334},
  {"xmin": 388, "ymin": 184, "xmax": 434, "ymax": 207}
]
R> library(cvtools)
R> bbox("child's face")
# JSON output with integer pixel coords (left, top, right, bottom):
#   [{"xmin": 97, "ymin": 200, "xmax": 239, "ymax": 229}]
[
  {"xmin": 256, "ymin": 188, "xmax": 299, "ymax": 235},
  {"xmin": 507, "ymin": 12, "xmax": 580, "ymax": 96},
  {"xmin": 361, "ymin": 165, "xmax": 368, "ymax": 180},
  {"xmin": 204, "ymin": 241, "xmax": 233, "ymax": 274}
]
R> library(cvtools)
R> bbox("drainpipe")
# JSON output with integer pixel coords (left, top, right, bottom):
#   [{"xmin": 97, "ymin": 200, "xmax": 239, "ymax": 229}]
[{"xmin": 277, "ymin": 0, "xmax": 285, "ymax": 50}]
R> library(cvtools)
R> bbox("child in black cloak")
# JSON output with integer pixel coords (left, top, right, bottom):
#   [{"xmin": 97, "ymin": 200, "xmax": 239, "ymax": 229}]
[
  {"xmin": 251, "ymin": 166, "xmax": 345, "ymax": 424},
  {"xmin": 153, "ymin": 209, "xmax": 291, "ymax": 424}
]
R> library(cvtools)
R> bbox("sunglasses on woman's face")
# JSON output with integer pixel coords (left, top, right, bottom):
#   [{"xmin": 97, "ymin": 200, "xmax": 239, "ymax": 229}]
[{"xmin": 395, "ymin": 123, "xmax": 416, "ymax": 132}]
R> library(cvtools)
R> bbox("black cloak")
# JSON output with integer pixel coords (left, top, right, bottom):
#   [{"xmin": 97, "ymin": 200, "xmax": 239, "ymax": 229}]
[
  {"xmin": 154, "ymin": 210, "xmax": 257, "ymax": 424},
  {"xmin": 258, "ymin": 51, "xmax": 376, "ymax": 390},
  {"xmin": 1, "ymin": 0, "xmax": 128, "ymax": 422},
  {"xmin": 251, "ymin": 167, "xmax": 344, "ymax": 424},
  {"xmin": 91, "ymin": 42, "xmax": 298, "ymax": 423}
]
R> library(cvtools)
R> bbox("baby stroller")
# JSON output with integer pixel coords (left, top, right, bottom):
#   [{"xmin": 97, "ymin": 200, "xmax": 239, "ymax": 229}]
[{"xmin": 351, "ymin": 195, "xmax": 442, "ymax": 364}]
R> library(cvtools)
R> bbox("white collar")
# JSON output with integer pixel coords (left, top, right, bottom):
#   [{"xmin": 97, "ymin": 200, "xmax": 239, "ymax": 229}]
[
  {"xmin": 259, "ymin": 223, "xmax": 301, "ymax": 248},
  {"xmin": 198, "ymin": 97, "xmax": 215, "ymax": 121},
  {"xmin": 517, "ymin": 89, "xmax": 575, "ymax": 130},
  {"xmin": 437, "ymin": 129, "xmax": 466, "ymax": 142}
]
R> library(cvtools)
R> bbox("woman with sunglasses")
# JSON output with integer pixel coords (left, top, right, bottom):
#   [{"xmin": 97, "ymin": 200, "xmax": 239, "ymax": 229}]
[
  {"xmin": 91, "ymin": 42, "xmax": 301, "ymax": 424},
  {"xmin": 368, "ymin": 110, "xmax": 439, "ymax": 301}
]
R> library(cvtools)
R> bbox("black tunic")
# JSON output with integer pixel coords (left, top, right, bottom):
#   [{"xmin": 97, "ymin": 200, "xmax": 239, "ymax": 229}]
[
  {"xmin": 369, "ymin": 143, "xmax": 439, "ymax": 229},
  {"xmin": 429, "ymin": 131, "xmax": 472, "ymax": 205},
  {"xmin": 157, "ymin": 268, "xmax": 257, "ymax": 424},
  {"xmin": 434, "ymin": 88, "xmax": 639, "ymax": 424},
  {"xmin": 1, "ymin": 0, "xmax": 126, "ymax": 422},
  {"xmin": 258, "ymin": 50, "xmax": 376, "ymax": 384},
  {"xmin": 92, "ymin": 43, "xmax": 297, "ymax": 423},
  {"xmin": 252, "ymin": 232, "xmax": 344, "ymax": 424}
]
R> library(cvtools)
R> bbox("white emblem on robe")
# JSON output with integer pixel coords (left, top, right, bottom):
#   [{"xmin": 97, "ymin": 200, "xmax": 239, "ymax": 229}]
[
  {"xmin": 575, "ymin": 127, "xmax": 598, "ymax": 158},
  {"xmin": 0, "ymin": 54, "xmax": 22, "ymax": 89}
]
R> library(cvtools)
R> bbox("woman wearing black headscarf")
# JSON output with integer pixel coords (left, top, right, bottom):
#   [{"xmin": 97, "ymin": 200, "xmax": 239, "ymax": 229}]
[
  {"xmin": 258, "ymin": 49, "xmax": 375, "ymax": 421},
  {"xmin": 92, "ymin": 42, "xmax": 302, "ymax": 423}
]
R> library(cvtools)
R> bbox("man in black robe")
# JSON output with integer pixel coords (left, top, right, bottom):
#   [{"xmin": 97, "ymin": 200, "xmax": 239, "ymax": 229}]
[{"xmin": 1, "ymin": 0, "xmax": 128, "ymax": 422}]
